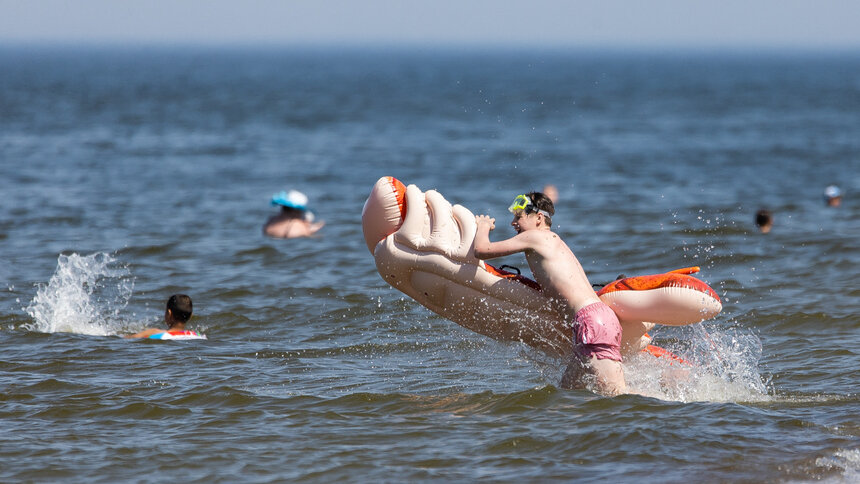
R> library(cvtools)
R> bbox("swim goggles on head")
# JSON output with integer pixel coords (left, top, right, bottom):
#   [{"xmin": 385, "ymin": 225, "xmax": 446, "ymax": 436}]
[{"xmin": 508, "ymin": 194, "xmax": 551, "ymax": 217}]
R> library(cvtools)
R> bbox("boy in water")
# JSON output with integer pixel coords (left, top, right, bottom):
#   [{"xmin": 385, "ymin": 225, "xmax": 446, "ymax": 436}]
[
  {"xmin": 126, "ymin": 294, "xmax": 199, "ymax": 339},
  {"xmin": 473, "ymin": 192, "xmax": 627, "ymax": 396}
]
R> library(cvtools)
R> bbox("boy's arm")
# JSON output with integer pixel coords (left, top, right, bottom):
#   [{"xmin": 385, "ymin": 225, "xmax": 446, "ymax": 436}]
[{"xmin": 474, "ymin": 215, "xmax": 534, "ymax": 259}]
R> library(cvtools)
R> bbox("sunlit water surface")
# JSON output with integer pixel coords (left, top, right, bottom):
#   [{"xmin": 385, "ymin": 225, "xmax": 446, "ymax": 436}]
[{"xmin": 1, "ymin": 46, "xmax": 858, "ymax": 482}]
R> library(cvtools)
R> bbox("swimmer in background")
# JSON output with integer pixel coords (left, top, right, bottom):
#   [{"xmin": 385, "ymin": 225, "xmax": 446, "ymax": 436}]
[
  {"xmin": 263, "ymin": 189, "xmax": 325, "ymax": 238},
  {"xmin": 542, "ymin": 184, "xmax": 559, "ymax": 204},
  {"xmin": 126, "ymin": 294, "xmax": 203, "ymax": 339},
  {"xmin": 473, "ymin": 192, "xmax": 627, "ymax": 396},
  {"xmin": 755, "ymin": 209, "xmax": 773, "ymax": 234},
  {"xmin": 824, "ymin": 185, "xmax": 842, "ymax": 207}
]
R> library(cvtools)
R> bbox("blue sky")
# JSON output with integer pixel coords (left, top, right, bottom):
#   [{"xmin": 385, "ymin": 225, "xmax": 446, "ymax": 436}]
[{"xmin": 1, "ymin": 0, "xmax": 859, "ymax": 49}]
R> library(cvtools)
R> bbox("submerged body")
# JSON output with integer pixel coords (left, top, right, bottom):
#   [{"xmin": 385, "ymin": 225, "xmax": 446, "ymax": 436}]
[{"xmin": 263, "ymin": 212, "xmax": 325, "ymax": 239}]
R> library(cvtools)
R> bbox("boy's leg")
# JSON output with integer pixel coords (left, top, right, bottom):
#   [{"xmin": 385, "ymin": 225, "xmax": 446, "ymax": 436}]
[
  {"xmin": 620, "ymin": 321, "xmax": 656, "ymax": 356},
  {"xmin": 588, "ymin": 357, "xmax": 626, "ymax": 396},
  {"xmin": 564, "ymin": 302, "xmax": 627, "ymax": 395},
  {"xmin": 560, "ymin": 355, "xmax": 626, "ymax": 396},
  {"xmin": 560, "ymin": 355, "xmax": 587, "ymax": 390}
]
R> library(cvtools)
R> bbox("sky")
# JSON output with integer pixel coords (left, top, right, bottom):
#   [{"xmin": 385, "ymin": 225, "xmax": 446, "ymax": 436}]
[{"xmin": 1, "ymin": 0, "xmax": 859, "ymax": 50}]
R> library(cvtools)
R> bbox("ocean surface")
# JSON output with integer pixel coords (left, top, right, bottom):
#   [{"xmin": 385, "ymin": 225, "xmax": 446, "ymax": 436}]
[{"xmin": 1, "ymin": 45, "xmax": 858, "ymax": 482}]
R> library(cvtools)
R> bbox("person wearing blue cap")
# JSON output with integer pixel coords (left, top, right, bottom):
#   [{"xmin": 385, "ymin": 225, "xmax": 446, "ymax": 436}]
[
  {"xmin": 824, "ymin": 185, "xmax": 842, "ymax": 207},
  {"xmin": 263, "ymin": 190, "xmax": 325, "ymax": 238}
]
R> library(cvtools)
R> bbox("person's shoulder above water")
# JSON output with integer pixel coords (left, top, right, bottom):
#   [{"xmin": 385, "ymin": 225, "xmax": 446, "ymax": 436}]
[
  {"xmin": 126, "ymin": 294, "xmax": 203, "ymax": 339},
  {"xmin": 264, "ymin": 189, "xmax": 325, "ymax": 238},
  {"xmin": 263, "ymin": 213, "xmax": 325, "ymax": 238},
  {"xmin": 542, "ymin": 184, "xmax": 559, "ymax": 204}
]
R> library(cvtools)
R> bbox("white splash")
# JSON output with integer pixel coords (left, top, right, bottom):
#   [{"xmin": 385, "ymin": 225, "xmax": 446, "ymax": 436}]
[
  {"xmin": 23, "ymin": 252, "xmax": 133, "ymax": 336},
  {"xmin": 814, "ymin": 448, "xmax": 860, "ymax": 483},
  {"xmin": 624, "ymin": 322, "xmax": 770, "ymax": 403}
]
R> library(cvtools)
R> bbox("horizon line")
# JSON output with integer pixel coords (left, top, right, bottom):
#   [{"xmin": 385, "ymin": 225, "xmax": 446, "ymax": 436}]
[{"xmin": 2, "ymin": 38, "xmax": 860, "ymax": 54}]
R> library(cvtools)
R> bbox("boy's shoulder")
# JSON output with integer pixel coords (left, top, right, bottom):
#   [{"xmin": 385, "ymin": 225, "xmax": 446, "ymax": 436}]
[
  {"xmin": 515, "ymin": 228, "xmax": 562, "ymax": 250},
  {"xmin": 523, "ymin": 227, "xmax": 560, "ymax": 240}
]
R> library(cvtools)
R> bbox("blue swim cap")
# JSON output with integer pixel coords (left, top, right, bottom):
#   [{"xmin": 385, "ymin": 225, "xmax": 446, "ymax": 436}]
[
  {"xmin": 271, "ymin": 190, "xmax": 309, "ymax": 210},
  {"xmin": 824, "ymin": 185, "xmax": 842, "ymax": 199}
]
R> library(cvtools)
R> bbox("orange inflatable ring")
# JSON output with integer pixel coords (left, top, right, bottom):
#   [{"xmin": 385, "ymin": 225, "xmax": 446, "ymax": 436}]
[
  {"xmin": 362, "ymin": 176, "xmax": 722, "ymax": 360},
  {"xmin": 597, "ymin": 267, "xmax": 722, "ymax": 327}
]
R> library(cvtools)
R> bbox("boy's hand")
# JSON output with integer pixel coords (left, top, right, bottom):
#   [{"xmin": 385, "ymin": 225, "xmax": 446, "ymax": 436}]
[{"xmin": 475, "ymin": 215, "xmax": 495, "ymax": 231}]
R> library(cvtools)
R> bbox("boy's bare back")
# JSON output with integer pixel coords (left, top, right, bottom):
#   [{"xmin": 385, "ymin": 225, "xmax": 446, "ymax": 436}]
[
  {"xmin": 519, "ymin": 229, "xmax": 601, "ymax": 314},
  {"xmin": 474, "ymin": 215, "xmax": 598, "ymax": 314}
]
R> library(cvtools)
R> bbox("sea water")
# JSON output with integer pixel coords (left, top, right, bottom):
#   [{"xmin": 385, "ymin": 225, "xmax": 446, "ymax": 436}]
[{"xmin": 1, "ymin": 46, "xmax": 858, "ymax": 482}]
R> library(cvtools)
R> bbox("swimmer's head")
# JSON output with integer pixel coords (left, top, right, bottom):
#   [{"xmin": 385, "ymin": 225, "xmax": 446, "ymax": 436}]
[
  {"xmin": 755, "ymin": 209, "xmax": 773, "ymax": 233},
  {"xmin": 542, "ymin": 184, "xmax": 559, "ymax": 204},
  {"xmin": 824, "ymin": 185, "xmax": 842, "ymax": 206},
  {"xmin": 508, "ymin": 192, "xmax": 554, "ymax": 227},
  {"xmin": 165, "ymin": 294, "xmax": 193, "ymax": 327}
]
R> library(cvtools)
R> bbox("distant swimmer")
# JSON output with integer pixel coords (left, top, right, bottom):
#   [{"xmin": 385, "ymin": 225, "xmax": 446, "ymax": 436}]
[
  {"xmin": 755, "ymin": 209, "xmax": 773, "ymax": 234},
  {"xmin": 126, "ymin": 294, "xmax": 205, "ymax": 340},
  {"xmin": 824, "ymin": 185, "xmax": 842, "ymax": 207},
  {"xmin": 263, "ymin": 189, "xmax": 325, "ymax": 238},
  {"xmin": 542, "ymin": 184, "xmax": 559, "ymax": 204}
]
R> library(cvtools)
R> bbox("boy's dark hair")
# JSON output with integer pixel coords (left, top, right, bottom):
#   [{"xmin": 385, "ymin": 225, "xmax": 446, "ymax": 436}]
[
  {"xmin": 526, "ymin": 192, "xmax": 554, "ymax": 227},
  {"xmin": 755, "ymin": 209, "xmax": 773, "ymax": 227},
  {"xmin": 166, "ymin": 294, "xmax": 193, "ymax": 323}
]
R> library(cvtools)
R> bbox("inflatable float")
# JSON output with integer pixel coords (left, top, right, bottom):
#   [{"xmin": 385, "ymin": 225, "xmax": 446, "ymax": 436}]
[
  {"xmin": 148, "ymin": 330, "xmax": 207, "ymax": 340},
  {"xmin": 362, "ymin": 176, "xmax": 722, "ymax": 360}
]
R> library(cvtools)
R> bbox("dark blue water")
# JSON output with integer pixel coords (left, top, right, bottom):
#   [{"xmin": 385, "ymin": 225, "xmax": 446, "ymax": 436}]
[{"xmin": 1, "ymin": 46, "xmax": 858, "ymax": 482}]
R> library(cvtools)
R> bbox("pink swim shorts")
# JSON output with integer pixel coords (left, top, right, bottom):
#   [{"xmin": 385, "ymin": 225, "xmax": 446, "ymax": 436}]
[{"xmin": 572, "ymin": 301, "xmax": 623, "ymax": 362}]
